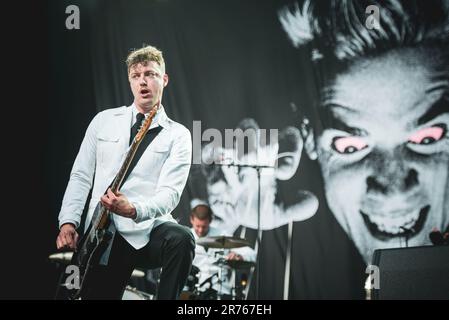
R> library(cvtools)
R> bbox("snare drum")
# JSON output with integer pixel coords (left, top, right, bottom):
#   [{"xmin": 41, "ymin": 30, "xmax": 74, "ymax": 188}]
[{"xmin": 122, "ymin": 286, "xmax": 153, "ymax": 300}]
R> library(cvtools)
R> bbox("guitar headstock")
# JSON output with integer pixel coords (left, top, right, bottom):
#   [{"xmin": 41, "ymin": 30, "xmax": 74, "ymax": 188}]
[{"xmin": 135, "ymin": 103, "xmax": 159, "ymax": 142}]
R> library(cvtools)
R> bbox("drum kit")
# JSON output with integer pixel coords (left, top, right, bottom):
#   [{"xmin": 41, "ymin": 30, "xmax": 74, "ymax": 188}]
[{"xmin": 180, "ymin": 236, "xmax": 255, "ymax": 300}]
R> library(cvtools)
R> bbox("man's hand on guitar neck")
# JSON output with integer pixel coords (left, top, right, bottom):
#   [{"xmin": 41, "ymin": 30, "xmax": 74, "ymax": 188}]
[
  {"xmin": 101, "ymin": 188, "xmax": 137, "ymax": 220},
  {"xmin": 56, "ymin": 223, "xmax": 79, "ymax": 250}
]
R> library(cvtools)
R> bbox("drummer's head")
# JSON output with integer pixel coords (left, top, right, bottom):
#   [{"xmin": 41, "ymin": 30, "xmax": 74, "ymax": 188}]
[{"xmin": 190, "ymin": 205, "xmax": 213, "ymax": 237}]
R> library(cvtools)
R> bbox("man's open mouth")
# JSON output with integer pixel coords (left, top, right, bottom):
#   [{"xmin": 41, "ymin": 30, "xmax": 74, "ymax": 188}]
[
  {"xmin": 360, "ymin": 205, "xmax": 430, "ymax": 240},
  {"xmin": 140, "ymin": 89, "xmax": 150, "ymax": 96}
]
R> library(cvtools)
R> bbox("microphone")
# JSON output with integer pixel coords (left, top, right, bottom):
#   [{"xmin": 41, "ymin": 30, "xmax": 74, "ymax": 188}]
[{"xmin": 48, "ymin": 252, "xmax": 73, "ymax": 262}]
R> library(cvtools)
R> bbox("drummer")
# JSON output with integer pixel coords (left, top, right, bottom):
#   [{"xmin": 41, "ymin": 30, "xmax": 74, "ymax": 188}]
[{"xmin": 189, "ymin": 203, "xmax": 256, "ymax": 298}]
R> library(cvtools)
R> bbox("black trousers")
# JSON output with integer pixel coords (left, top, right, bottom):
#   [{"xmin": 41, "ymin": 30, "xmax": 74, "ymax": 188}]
[{"xmin": 82, "ymin": 221, "xmax": 195, "ymax": 300}]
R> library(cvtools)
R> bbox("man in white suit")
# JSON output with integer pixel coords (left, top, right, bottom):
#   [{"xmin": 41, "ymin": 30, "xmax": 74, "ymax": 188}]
[{"xmin": 56, "ymin": 45, "xmax": 194, "ymax": 299}]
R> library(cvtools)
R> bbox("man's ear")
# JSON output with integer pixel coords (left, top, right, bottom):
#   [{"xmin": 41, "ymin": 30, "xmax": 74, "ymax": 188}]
[
  {"xmin": 163, "ymin": 74, "xmax": 169, "ymax": 87},
  {"xmin": 302, "ymin": 119, "xmax": 318, "ymax": 160}
]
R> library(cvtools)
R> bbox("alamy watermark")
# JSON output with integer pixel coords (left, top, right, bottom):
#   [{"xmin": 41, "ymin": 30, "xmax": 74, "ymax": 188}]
[
  {"xmin": 365, "ymin": 5, "xmax": 380, "ymax": 30},
  {"xmin": 365, "ymin": 264, "xmax": 380, "ymax": 289},
  {"xmin": 64, "ymin": 265, "xmax": 80, "ymax": 290},
  {"xmin": 65, "ymin": 5, "xmax": 80, "ymax": 30},
  {"xmin": 192, "ymin": 121, "xmax": 278, "ymax": 166}
]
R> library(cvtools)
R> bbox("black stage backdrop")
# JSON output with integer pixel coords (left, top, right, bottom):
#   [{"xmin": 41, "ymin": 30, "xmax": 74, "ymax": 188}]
[{"xmin": 8, "ymin": 0, "xmax": 446, "ymax": 299}]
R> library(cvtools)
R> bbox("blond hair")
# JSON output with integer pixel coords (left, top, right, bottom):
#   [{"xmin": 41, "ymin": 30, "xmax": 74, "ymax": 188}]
[{"xmin": 126, "ymin": 45, "xmax": 165, "ymax": 73}]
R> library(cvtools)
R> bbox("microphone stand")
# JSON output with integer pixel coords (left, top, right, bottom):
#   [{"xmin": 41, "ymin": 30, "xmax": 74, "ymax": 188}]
[
  {"xmin": 400, "ymin": 226, "xmax": 415, "ymax": 248},
  {"xmin": 209, "ymin": 161, "xmax": 273, "ymax": 300}
]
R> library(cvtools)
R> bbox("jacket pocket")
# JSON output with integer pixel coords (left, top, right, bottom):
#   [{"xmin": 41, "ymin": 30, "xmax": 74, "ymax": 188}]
[
  {"xmin": 97, "ymin": 135, "xmax": 120, "ymax": 166},
  {"xmin": 151, "ymin": 145, "xmax": 170, "ymax": 153},
  {"xmin": 131, "ymin": 143, "xmax": 171, "ymax": 179}
]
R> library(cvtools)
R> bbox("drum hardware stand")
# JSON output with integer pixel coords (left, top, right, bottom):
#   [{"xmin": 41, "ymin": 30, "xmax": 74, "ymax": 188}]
[
  {"xmin": 214, "ymin": 252, "xmax": 226, "ymax": 300},
  {"xmin": 210, "ymin": 162, "xmax": 274, "ymax": 300}
]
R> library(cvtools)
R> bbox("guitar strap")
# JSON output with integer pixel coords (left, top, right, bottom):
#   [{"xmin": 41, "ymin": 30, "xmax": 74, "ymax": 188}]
[{"xmin": 119, "ymin": 125, "xmax": 163, "ymax": 189}]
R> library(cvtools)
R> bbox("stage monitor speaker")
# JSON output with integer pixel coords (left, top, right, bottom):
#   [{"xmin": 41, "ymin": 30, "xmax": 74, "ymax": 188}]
[{"xmin": 370, "ymin": 245, "xmax": 449, "ymax": 299}]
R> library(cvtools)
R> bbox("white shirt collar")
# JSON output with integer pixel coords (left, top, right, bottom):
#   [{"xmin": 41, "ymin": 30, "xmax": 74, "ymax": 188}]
[{"xmin": 131, "ymin": 103, "xmax": 169, "ymax": 129}]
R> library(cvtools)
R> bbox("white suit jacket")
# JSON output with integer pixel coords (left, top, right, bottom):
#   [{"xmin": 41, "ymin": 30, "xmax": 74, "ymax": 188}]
[{"xmin": 58, "ymin": 104, "xmax": 192, "ymax": 249}]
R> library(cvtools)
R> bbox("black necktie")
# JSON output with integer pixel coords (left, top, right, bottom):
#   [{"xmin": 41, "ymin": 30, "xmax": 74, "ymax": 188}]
[{"xmin": 130, "ymin": 112, "xmax": 145, "ymax": 145}]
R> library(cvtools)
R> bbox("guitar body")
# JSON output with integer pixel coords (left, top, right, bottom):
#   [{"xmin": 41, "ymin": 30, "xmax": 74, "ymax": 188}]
[{"xmin": 64, "ymin": 203, "xmax": 114, "ymax": 300}]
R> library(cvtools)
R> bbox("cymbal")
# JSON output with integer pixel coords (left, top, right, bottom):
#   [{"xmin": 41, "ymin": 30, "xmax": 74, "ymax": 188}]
[
  {"xmin": 213, "ymin": 258, "xmax": 256, "ymax": 269},
  {"xmin": 196, "ymin": 236, "xmax": 250, "ymax": 249}
]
